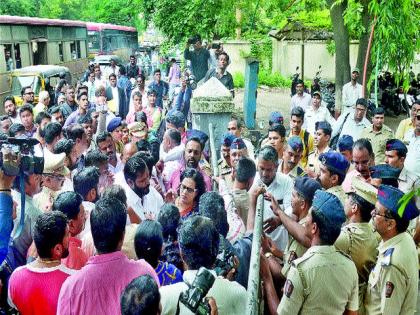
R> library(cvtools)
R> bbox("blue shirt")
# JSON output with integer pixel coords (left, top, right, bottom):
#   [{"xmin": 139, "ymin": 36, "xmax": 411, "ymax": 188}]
[
  {"xmin": 155, "ymin": 261, "xmax": 183, "ymax": 286},
  {"xmin": 175, "ymin": 87, "xmax": 192, "ymax": 119},
  {"xmin": 148, "ymin": 80, "xmax": 169, "ymax": 109}
]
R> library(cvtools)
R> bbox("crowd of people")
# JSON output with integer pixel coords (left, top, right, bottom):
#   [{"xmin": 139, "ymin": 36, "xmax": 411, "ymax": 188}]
[{"xmin": 0, "ymin": 36, "xmax": 419, "ymax": 315}]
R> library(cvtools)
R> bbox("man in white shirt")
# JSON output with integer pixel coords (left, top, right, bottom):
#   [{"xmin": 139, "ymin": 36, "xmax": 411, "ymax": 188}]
[
  {"xmin": 342, "ymin": 68, "xmax": 363, "ymax": 114},
  {"xmin": 114, "ymin": 153, "xmax": 163, "ymax": 221},
  {"xmin": 332, "ymin": 98, "xmax": 371, "ymax": 142},
  {"xmin": 251, "ymin": 146, "xmax": 293, "ymax": 251},
  {"xmin": 303, "ymin": 91, "xmax": 335, "ymax": 134},
  {"xmin": 290, "ymin": 79, "xmax": 311, "ymax": 112},
  {"xmin": 103, "ymin": 58, "xmax": 120, "ymax": 79},
  {"xmin": 105, "ymin": 74, "xmax": 127, "ymax": 117},
  {"xmin": 96, "ymin": 131, "xmax": 124, "ymax": 174},
  {"xmin": 83, "ymin": 71, "xmax": 96, "ymax": 103},
  {"xmin": 160, "ymin": 129, "xmax": 185, "ymax": 185}
]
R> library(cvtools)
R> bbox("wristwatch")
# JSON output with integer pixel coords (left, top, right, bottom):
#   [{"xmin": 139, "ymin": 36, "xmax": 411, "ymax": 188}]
[{"xmin": 264, "ymin": 252, "xmax": 274, "ymax": 259}]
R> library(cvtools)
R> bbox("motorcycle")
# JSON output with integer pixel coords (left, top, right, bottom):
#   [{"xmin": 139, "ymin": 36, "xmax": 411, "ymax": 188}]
[
  {"xmin": 311, "ymin": 66, "xmax": 336, "ymax": 116},
  {"xmin": 378, "ymin": 72, "xmax": 407, "ymax": 116},
  {"xmin": 290, "ymin": 66, "xmax": 300, "ymax": 96}
]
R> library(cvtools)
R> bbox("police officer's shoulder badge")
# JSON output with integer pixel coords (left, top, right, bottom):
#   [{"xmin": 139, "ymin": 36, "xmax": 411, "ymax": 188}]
[
  {"xmin": 284, "ymin": 279, "xmax": 294, "ymax": 298},
  {"xmin": 385, "ymin": 281, "xmax": 394, "ymax": 298}
]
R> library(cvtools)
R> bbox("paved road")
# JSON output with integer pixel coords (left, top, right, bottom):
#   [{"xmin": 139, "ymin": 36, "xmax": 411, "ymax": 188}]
[{"xmin": 234, "ymin": 87, "xmax": 407, "ymax": 132}]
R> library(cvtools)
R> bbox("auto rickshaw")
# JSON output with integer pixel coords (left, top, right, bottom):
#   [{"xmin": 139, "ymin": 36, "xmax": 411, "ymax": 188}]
[{"xmin": 9, "ymin": 65, "xmax": 72, "ymax": 106}]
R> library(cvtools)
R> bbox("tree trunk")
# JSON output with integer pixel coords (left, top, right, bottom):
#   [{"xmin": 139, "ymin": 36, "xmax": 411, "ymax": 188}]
[
  {"xmin": 327, "ymin": 0, "xmax": 351, "ymax": 116},
  {"xmin": 356, "ymin": 0, "xmax": 373, "ymax": 98}
]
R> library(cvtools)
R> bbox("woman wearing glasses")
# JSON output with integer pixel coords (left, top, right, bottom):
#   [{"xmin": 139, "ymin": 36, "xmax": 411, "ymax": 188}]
[{"xmin": 175, "ymin": 168, "xmax": 206, "ymax": 219}]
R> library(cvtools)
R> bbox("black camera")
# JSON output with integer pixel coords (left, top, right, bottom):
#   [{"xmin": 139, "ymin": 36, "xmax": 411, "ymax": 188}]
[
  {"xmin": 0, "ymin": 136, "xmax": 44, "ymax": 176},
  {"xmin": 214, "ymin": 238, "xmax": 236, "ymax": 277},
  {"xmin": 178, "ymin": 267, "xmax": 216, "ymax": 315},
  {"xmin": 184, "ymin": 70, "xmax": 197, "ymax": 90}
]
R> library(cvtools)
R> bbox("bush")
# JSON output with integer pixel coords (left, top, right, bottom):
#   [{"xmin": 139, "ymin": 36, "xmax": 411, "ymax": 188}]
[
  {"xmin": 233, "ymin": 72, "xmax": 245, "ymax": 88},
  {"xmin": 234, "ymin": 69, "xmax": 313, "ymax": 89}
]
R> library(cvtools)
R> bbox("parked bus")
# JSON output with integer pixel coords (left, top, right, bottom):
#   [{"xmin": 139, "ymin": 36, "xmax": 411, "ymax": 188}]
[
  {"xmin": 0, "ymin": 15, "xmax": 89, "ymax": 104},
  {"xmin": 87, "ymin": 22, "xmax": 138, "ymax": 62}
]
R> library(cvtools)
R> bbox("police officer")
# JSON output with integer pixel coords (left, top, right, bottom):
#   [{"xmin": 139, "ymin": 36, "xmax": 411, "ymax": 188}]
[
  {"xmin": 360, "ymin": 107, "xmax": 394, "ymax": 164},
  {"xmin": 264, "ymin": 177, "xmax": 322, "ymax": 278},
  {"xmin": 306, "ymin": 121, "xmax": 333, "ymax": 177},
  {"xmin": 369, "ymin": 164, "xmax": 401, "ymax": 188},
  {"xmin": 279, "ymin": 136, "xmax": 306, "ymax": 179},
  {"xmin": 277, "ymin": 190, "xmax": 359, "ymax": 314},
  {"xmin": 317, "ymin": 151, "xmax": 349, "ymax": 206},
  {"xmin": 218, "ymin": 133, "xmax": 235, "ymax": 180},
  {"xmin": 335, "ymin": 177, "xmax": 379, "ymax": 313},
  {"xmin": 364, "ymin": 185, "xmax": 419, "ymax": 314}
]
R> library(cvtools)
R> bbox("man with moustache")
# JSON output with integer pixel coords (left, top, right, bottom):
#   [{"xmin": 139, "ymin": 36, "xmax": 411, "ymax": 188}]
[
  {"xmin": 167, "ymin": 137, "xmax": 212, "ymax": 192},
  {"xmin": 279, "ymin": 136, "xmax": 306, "ymax": 179}
]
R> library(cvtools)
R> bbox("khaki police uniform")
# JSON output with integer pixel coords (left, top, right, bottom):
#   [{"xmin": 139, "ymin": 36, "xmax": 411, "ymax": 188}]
[
  {"xmin": 218, "ymin": 157, "xmax": 231, "ymax": 178},
  {"xmin": 281, "ymin": 217, "xmax": 308, "ymax": 277},
  {"xmin": 364, "ymin": 232, "xmax": 418, "ymax": 315},
  {"xmin": 307, "ymin": 146, "xmax": 331, "ymax": 176},
  {"xmin": 360, "ymin": 125, "xmax": 394, "ymax": 165},
  {"xmin": 335, "ymin": 222, "xmax": 379, "ymax": 313},
  {"xmin": 326, "ymin": 185, "xmax": 347, "ymax": 208},
  {"xmin": 277, "ymin": 245, "xmax": 359, "ymax": 315}
]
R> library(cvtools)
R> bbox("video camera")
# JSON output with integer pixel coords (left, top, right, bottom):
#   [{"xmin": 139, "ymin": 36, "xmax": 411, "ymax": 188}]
[
  {"xmin": 178, "ymin": 267, "xmax": 215, "ymax": 315},
  {"xmin": 184, "ymin": 69, "xmax": 197, "ymax": 90},
  {"xmin": 0, "ymin": 135, "xmax": 44, "ymax": 176},
  {"xmin": 214, "ymin": 238, "xmax": 236, "ymax": 277}
]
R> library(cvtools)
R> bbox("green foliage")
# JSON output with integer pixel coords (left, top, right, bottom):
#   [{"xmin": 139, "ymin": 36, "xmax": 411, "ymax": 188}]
[
  {"xmin": 369, "ymin": 0, "xmax": 420, "ymax": 90},
  {"xmin": 326, "ymin": 39, "xmax": 336, "ymax": 55},
  {"xmin": 233, "ymin": 70, "xmax": 292, "ymax": 88},
  {"xmin": 0, "ymin": 0, "xmax": 35, "ymax": 16},
  {"xmin": 233, "ymin": 72, "xmax": 245, "ymax": 88}
]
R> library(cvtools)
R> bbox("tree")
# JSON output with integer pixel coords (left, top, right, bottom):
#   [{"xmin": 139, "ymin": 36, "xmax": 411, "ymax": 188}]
[
  {"xmin": 327, "ymin": 0, "xmax": 351, "ymax": 113},
  {"xmin": 369, "ymin": 0, "xmax": 419, "ymax": 89},
  {"xmin": 0, "ymin": 0, "xmax": 35, "ymax": 16}
]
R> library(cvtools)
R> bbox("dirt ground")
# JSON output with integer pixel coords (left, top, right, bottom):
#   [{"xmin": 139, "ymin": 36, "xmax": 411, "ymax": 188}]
[{"xmin": 233, "ymin": 87, "xmax": 408, "ymax": 133}]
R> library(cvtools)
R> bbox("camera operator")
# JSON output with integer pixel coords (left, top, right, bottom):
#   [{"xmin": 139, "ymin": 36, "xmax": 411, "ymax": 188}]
[
  {"xmin": 159, "ymin": 215, "xmax": 247, "ymax": 315},
  {"xmin": 0, "ymin": 167, "xmax": 43, "ymax": 309},
  {"xmin": 183, "ymin": 35, "xmax": 211, "ymax": 83}
]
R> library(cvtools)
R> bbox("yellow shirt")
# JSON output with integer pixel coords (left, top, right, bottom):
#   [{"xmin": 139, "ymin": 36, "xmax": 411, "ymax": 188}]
[
  {"xmin": 288, "ymin": 129, "xmax": 314, "ymax": 168},
  {"xmin": 395, "ymin": 118, "xmax": 413, "ymax": 141}
]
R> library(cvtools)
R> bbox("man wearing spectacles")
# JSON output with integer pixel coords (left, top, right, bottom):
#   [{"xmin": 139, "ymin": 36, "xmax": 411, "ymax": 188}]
[
  {"xmin": 364, "ymin": 185, "xmax": 419, "ymax": 314},
  {"xmin": 331, "ymin": 98, "xmax": 371, "ymax": 142},
  {"xmin": 33, "ymin": 151, "xmax": 70, "ymax": 213},
  {"xmin": 21, "ymin": 86, "xmax": 34, "ymax": 105}
]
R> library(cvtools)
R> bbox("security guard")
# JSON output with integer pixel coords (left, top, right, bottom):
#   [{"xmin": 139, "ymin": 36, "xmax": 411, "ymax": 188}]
[
  {"xmin": 364, "ymin": 185, "xmax": 419, "ymax": 315},
  {"xmin": 335, "ymin": 177, "xmax": 379, "ymax": 313},
  {"xmin": 277, "ymin": 190, "xmax": 359, "ymax": 315},
  {"xmin": 317, "ymin": 151, "xmax": 349, "ymax": 206}
]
